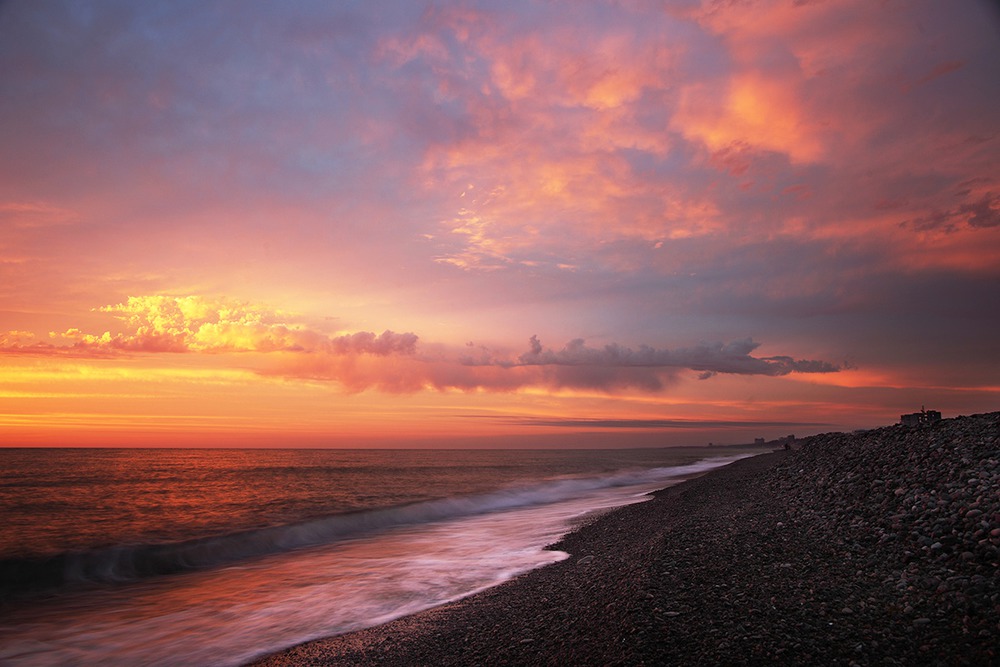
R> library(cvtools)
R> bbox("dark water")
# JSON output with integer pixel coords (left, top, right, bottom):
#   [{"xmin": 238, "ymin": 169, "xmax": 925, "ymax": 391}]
[{"xmin": 0, "ymin": 446, "xmax": 754, "ymax": 666}]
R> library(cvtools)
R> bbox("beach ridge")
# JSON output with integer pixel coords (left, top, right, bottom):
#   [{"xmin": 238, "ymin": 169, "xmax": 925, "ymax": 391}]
[{"xmin": 252, "ymin": 412, "xmax": 999, "ymax": 666}]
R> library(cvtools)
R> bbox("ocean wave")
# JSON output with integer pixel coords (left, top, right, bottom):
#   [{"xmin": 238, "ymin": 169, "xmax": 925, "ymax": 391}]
[{"xmin": 0, "ymin": 455, "xmax": 746, "ymax": 597}]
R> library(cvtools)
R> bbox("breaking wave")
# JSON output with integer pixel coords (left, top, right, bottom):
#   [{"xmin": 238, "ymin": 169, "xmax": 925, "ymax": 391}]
[{"xmin": 1, "ymin": 455, "xmax": 746, "ymax": 597}]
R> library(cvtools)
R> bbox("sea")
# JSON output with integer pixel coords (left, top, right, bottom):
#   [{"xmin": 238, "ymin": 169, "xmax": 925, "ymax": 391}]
[{"xmin": 0, "ymin": 446, "xmax": 755, "ymax": 666}]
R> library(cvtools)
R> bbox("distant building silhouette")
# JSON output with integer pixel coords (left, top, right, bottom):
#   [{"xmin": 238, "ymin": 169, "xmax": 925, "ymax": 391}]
[
  {"xmin": 900, "ymin": 407, "xmax": 941, "ymax": 427},
  {"xmin": 753, "ymin": 435, "xmax": 795, "ymax": 449}
]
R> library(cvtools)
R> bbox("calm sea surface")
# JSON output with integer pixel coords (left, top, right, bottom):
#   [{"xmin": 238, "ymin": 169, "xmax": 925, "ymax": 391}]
[{"xmin": 0, "ymin": 446, "xmax": 755, "ymax": 666}]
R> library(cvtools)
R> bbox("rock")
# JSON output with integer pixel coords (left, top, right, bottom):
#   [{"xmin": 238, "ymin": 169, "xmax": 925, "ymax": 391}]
[{"xmin": 252, "ymin": 412, "xmax": 1000, "ymax": 667}]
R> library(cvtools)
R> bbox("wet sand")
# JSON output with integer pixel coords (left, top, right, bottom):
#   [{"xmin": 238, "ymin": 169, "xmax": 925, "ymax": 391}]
[{"xmin": 252, "ymin": 414, "xmax": 999, "ymax": 665}]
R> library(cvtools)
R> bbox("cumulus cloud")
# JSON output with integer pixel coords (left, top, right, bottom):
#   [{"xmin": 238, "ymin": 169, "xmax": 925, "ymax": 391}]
[
  {"xmin": 5, "ymin": 296, "xmax": 418, "ymax": 358},
  {"xmin": 1, "ymin": 297, "xmax": 840, "ymax": 394},
  {"xmin": 0, "ymin": 330, "xmax": 37, "ymax": 346}
]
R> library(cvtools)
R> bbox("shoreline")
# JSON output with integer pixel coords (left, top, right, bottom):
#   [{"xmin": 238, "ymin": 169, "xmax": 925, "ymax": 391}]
[
  {"xmin": 251, "ymin": 414, "xmax": 999, "ymax": 665},
  {"xmin": 249, "ymin": 451, "xmax": 784, "ymax": 666}
]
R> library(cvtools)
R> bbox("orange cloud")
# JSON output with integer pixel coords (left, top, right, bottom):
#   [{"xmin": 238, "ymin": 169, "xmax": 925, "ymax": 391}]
[
  {"xmin": 0, "ymin": 330, "xmax": 36, "ymax": 346},
  {"xmin": 9, "ymin": 295, "xmax": 418, "ymax": 358},
  {"xmin": 673, "ymin": 73, "xmax": 824, "ymax": 164},
  {"xmin": 399, "ymin": 11, "xmax": 705, "ymax": 269}
]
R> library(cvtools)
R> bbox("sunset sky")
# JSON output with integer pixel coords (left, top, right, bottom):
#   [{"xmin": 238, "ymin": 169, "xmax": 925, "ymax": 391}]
[{"xmin": 1, "ymin": 0, "xmax": 998, "ymax": 448}]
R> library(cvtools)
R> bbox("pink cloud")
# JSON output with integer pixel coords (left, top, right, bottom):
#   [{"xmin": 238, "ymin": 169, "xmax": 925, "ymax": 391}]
[
  {"xmin": 672, "ymin": 72, "xmax": 825, "ymax": 164},
  {"xmin": 0, "ymin": 1, "xmax": 995, "ymax": 429},
  {"xmin": 514, "ymin": 336, "xmax": 840, "ymax": 377},
  {"xmin": 0, "ymin": 201, "xmax": 79, "ymax": 229},
  {"xmin": 906, "ymin": 60, "xmax": 966, "ymax": 92},
  {"xmin": 903, "ymin": 192, "xmax": 1000, "ymax": 233},
  {"xmin": 3, "ymin": 294, "xmax": 841, "ymax": 395},
  {"xmin": 266, "ymin": 333, "xmax": 842, "ymax": 394}
]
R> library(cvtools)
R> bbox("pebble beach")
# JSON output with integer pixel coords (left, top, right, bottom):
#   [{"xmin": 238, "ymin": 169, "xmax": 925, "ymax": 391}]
[{"xmin": 252, "ymin": 412, "xmax": 1000, "ymax": 666}]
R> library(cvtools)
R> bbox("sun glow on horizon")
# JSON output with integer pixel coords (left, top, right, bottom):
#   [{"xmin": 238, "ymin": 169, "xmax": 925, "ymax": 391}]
[{"xmin": 1, "ymin": 1, "xmax": 997, "ymax": 448}]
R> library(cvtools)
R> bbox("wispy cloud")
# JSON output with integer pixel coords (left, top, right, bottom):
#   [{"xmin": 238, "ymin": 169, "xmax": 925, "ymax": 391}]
[
  {"xmin": 491, "ymin": 417, "xmax": 831, "ymax": 430},
  {"xmin": 515, "ymin": 336, "xmax": 840, "ymax": 377},
  {"xmin": 0, "ymin": 0, "xmax": 996, "ymax": 441},
  {"xmin": 904, "ymin": 192, "xmax": 1000, "ymax": 232}
]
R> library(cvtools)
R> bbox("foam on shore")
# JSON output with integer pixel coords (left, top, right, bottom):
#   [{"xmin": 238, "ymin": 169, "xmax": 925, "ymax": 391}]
[{"xmin": 251, "ymin": 412, "xmax": 999, "ymax": 666}]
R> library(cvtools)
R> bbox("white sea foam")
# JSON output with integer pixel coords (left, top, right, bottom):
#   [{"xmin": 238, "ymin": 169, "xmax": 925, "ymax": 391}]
[{"xmin": 0, "ymin": 453, "xmax": 751, "ymax": 666}]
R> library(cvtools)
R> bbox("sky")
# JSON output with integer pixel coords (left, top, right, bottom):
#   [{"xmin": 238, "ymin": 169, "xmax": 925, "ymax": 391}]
[{"xmin": 1, "ymin": 0, "xmax": 998, "ymax": 448}]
